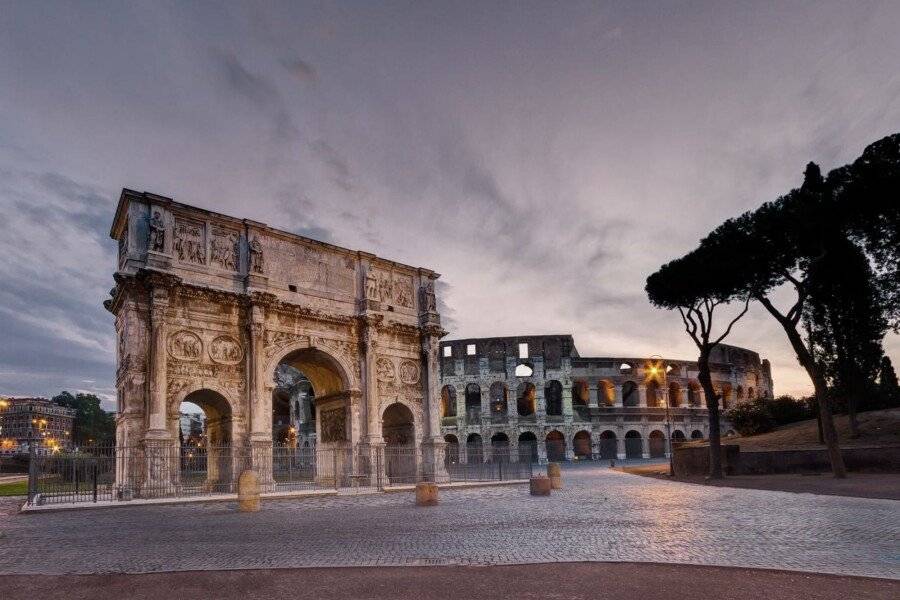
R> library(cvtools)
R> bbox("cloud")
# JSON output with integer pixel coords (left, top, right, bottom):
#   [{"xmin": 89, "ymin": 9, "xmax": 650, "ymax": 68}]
[{"xmin": 280, "ymin": 57, "xmax": 318, "ymax": 82}]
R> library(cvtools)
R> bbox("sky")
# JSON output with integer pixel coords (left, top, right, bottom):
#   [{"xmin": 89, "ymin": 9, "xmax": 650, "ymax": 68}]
[{"xmin": 1, "ymin": 1, "xmax": 898, "ymax": 409}]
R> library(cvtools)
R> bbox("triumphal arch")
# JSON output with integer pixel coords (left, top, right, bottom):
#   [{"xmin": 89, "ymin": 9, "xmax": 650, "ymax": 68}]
[{"xmin": 106, "ymin": 189, "xmax": 446, "ymax": 494}]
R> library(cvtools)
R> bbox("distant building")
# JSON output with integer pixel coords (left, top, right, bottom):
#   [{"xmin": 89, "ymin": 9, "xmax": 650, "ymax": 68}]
[
  {"xmin": 179, "ymin": 412, "xmax": 205, "ymax": 445},
  {"xmin": 0, "ymin": 397, "xmax": 76, "ymax": 455}
]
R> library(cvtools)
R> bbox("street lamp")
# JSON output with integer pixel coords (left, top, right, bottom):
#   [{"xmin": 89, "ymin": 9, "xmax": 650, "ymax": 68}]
[{"xmin": 647, "ymin": 354, "xmax": 675, "ymax": 476}]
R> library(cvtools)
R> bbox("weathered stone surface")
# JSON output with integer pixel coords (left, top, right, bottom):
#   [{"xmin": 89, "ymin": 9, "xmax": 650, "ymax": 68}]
[
  {"xmin": 529, "ymin": 475, "xmax": 551, "ymax": 496},
  {"xmin": 237, "ymin": 470, "xmax": 260, "ymax": 512},
  {"xmin": 106, "ymin": 189, "xmax": 448, "ymax": 493},
  {"xmin": 415, "ymin": 482, "xmax": 438, "ymax": 506},
  {"xmin": 547, "ymin": 463, "xmax": 562, "ymax": 489}
]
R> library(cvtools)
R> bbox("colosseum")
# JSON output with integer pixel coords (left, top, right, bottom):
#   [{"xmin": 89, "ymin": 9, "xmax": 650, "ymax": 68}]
[{"xmin": 438, "ymin": 335, "xmax": 773, "ymax": 464}]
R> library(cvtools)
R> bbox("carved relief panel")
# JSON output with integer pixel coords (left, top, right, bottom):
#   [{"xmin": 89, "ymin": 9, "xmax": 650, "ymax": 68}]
[
  {"xmin": 174, "ymin": 218, "xmax": 206, "ymax": 265},
  {"xmin": 168, "ymin": 330, "xmax": 203, "ymax": 361},
  {"xmin": 376, "ymin": 355, "xmax": 423, "ymax": 403},
  {"xmin": 320, "ymin": 407, "xmax": 346, "ymax": 442},
  {"xmin": 264, "ymin": 236, "xmax": 354, "ymax": 294},
  {"xmin": 209, "ymin": 335, "xmax": 243, "ymax": 364},
  {"xmin": 209, "ymin": 226, "xmax": 240, "ymax": 271}
]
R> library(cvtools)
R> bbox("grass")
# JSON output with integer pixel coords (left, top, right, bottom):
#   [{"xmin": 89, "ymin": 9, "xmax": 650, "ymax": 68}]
[{"xmin": 0, "ymin": 480, "xmax": 28, "ymax": 496}]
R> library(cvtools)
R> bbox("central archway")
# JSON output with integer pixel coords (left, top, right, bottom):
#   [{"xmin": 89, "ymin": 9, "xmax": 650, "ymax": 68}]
[{"xmin": 383, "ymin": 403, "xmax": 416, "ymax": 484}]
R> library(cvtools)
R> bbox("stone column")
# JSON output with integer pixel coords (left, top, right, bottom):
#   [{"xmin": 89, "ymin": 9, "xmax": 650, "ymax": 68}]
[
  {"xmin": 537, "ymin": 437, "xmax": 548, "ymax": 465},
  {"xmin": 641, "ymin": 436, "xmax": 650, "ymax": 459},
  {"xmin": 361, "ymin": 316, "xmax": 383, "ymax": 443},
  {"xmin": 614, "ymin": 384, "xmax": 624, "ymax": 408},
  {"xmin": 587, "ymin": 383, "xmax": 599, "ymax": 409},
  {"xmin": 455, "ymin": 387, "xmax": 466, "ymax": 426},
  {"xmin": 420, "ymin": 325, "xmax": 447, "ymax": 481},
  {"xmin": 480, "ymin": 384, "xmax": 490, "ymax": 426},
  {"xmin": 246, "ymin": 304, "xmax": 273, "ymax": 490},
  {"xmin": 638, "ymin": 384, "xmax": 648, "ymax": 408},
  {"xmin": 535, "ymin": 384, "xmax": 546, "ymax": 419},
  {"xmin": 142, "ymin": 283, "xmax": 175, "ymax": 497},
  {"xmin": 616, "ymin": 438, "xmax": 626, "ymax": 460},
  {"xmin": 562, "ymin": 383, "xmax": 574, "ymax": 419}
]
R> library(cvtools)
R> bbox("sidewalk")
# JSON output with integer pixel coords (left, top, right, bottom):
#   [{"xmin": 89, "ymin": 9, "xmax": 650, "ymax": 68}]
[{"xmin": 3, "ymin": 563, "xmax": 896, "ymax": 600}]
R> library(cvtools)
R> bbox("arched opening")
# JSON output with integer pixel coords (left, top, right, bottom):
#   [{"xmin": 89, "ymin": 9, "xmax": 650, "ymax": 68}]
[
  {"xmin": 444, "ymin": 433, "xmax": 459, "ymax": 465},
  {"xmin": 668, "ymin": 382, "xmax": 682, "ymax": 407},
  {"xmin": 573, "ymin": 431, "xmax": 592, "ymax": 460},
  {"xmin": 725, "ymin": 429, "xmax": 736, "ymax": 437},
  {"xmin": 518, "ymin": 432, "xmax": 538, "ymax": 463},
  {"xmin": 518, "ymin": 382, "xmax": 537, "ymax": 417},
  {"xmin": 736, "ymin": 385, "xmax": 744, "ymax": 401},
  {"xmin": 467, "ymin": 433, "xmax": 483, "ymax": 464},
  {"xmin": 544, "ymin": 380, "xmax": 562, "ymax": 416},
  {"xmin": 490, "ymin": 432, "xmax": 510, "ymax": 463},
  {"xmin": 274, "ymin": 347, "xmax": 349, "ymax": 448},
  {"xmin": 649, "ymin": 430, "xmax": 666, "ymax": 458},
  {"xmin": 383, "ymin": 403, "xmax": 415, "ymax": 483},
  {"xmin": 273, "ymin": 364, "xmax": 316, "ymax": 446},
  {"xmin": 440, "ymin": 385, "xmax": 457, "ymax": 418},
  {"xmin": 671, "ymin": 430, "xmax": 686, "ymax": 445},
  {"xmin": 546, "ymin": 430, "xmax": 566, "ymax": 462},
  {"xmin": 178, "ymin": 389, "xmax": 233, "ymax": 492},
  {"xmin": 465, "ymin": 383, "xmax": 482, "ymax": 421},
  {"xmin": 624, "ymin": 430, "xmax": 642, "ymax": 459},
  {"xmin": 720, "ymin": 384, "xmax": 733, "ymax": 409},
  {"xmin": 515, "ymin": 363, "xmax": 534, "ymax": 377},
  {"xmin": 691, "ymin": 429, "xmax": 704, "ymax": 440},
  {"xmin": 747, "ymin": 386, "xmax": 755, "ymax": 399},
  {"xmin": 599, "ymin": 430, "xmax": 617, "ymax": 459},
  {"xmin": 622, "ymin": 381, "xmax": 639, "ymax": 407},
  {"xmin": 489, "ymin": 382, "xmax": 508, "ymax": 420},
  {"xmin": 646, "ymin": 380, "xmax": 661, "ymax": 408},
  {"xmin": 572, "ymin": 381, "xmax": 589, "ymax": 421},
  {"xmin": 598, "ymin": 380, "xmax": 615, "ymax": 406},
  {"xmin": 687, "ymin": 382, "xmax": 702, "ymax": 407}
]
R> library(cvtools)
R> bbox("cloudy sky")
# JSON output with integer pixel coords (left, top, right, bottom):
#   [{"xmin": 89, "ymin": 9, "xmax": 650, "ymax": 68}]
[{"xmin": 1, "ymin": 1, "xmax": 898, "ymax": 408}]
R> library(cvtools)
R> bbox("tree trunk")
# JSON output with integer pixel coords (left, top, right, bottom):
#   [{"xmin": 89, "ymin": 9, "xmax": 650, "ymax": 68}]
[
  {"xmin": 783, "ymin": 324, "xmax": 847, "ymax": 478},
  {"xmin": 697, "ymin": 351, "xmax": 723, "ymax": 479}
]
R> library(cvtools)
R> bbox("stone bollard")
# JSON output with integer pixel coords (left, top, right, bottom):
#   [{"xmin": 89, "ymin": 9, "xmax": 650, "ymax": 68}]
[
  {"xmin": 237, "ymin": 469, "xmax": 260, "ymax": 513},
  {"xmin": 415, "ymin": 481, "xmax": 439, "ymax": 506},
  {"xmin": 530, "ymin": 475, "xmax": 551, "ymax": 496},
  {"xmin": 547, "ymin": 462, "xmax": 562, "ymax": 489}
]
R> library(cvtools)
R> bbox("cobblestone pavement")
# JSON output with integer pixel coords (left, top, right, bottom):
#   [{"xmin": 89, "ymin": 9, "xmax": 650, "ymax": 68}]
[{"xmin": 0, "ymin": 465, "xmax": 897, "ymax": 578}]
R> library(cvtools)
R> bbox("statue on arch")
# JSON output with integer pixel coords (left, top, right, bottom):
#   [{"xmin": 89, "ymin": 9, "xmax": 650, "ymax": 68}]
[
  {"xmin": 149, "ymin": 210, "xmax": 165, "ymax": 252},
  {"xmin": 249, "ymin": 236, "xmax": 264, "ymax": 274}
]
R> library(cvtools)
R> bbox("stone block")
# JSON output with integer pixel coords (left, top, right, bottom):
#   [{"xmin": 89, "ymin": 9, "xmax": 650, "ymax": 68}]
[
  {"xmin": 529, "ymin": 475, "xmax": 551, "ymax": 496},
  {"xmin": 415, "ymin": 481, "xmax": 439, "ymax": 506},
  {"xmin": 547, "ymin": 462, "xmax": 562, "ymax": 489},
  {"xmin": 237, "ymin": 470, "xmax": 260, "ymax": 513}
]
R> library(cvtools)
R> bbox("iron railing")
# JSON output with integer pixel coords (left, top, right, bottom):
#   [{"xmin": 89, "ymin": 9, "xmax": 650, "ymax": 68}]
[{"xmin": 26, "ymin": 442, "xmax": 536, "ymax": 506}]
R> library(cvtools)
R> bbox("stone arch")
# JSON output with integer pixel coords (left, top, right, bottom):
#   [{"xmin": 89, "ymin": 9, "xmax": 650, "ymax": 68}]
[
  {"xmin": 668, "ymin": 381, "xmax": 682, "ymax": 407},
  {"xmin": 671, "ymin": 429, "xmax": 686, "ymax": 443},
  {"xmin": 177, "ymin": 388, "xmax": 235, "ymax": 492},
  {"xmin": 518, "ymin": 382, "xmax": 537, "ymax": 416},
  {"xmin": 599, "ymin": 430, "xmax": 617, "ymax": 459},
  {"xmin": 266, "ymin": 340, "xmax": 357, "ymax": 394},
  {"xmin": 546, "ymin": 430, "xmax": 566, "ymax": 462},
  {"xmin": 747, "ymin": 386, "xmax": 755, "ymax": 399},
  {"xmin": 624, "ymin": 430, "xmax": 642, "ymax": 459},
  {"xmin": 490, "ymin": 432, "xmax": 510, "ymax": 463},
  {"xmin": 518, "ymin": 431, "xmax": 538, "ymax": 463},
  {"xmin": 443, "ymin": 433, "xmax": 459, "ymax": 464},
  {"xmin": 465, "ymin": 383, "xmax": 482, "ymax": 419},
  {"xmin": 572, "ymin": 381, "xmax": 589, "ymax": 406},
  {"xmin": 687, "ymin": 381, "xmax": 702, "ymax": 407},
  {"xmin": 646, "ymin": 380, "xmax": 661, "ymax": 407},
  {"xmin": 573, "ymin": 430, "xmax": 592, "ymax": 459},
  {"xmin": 598, "ymin": 379, "xmax": 615, "ymax": 406},
  {"xmin": 440, "ymin": 385, "xmax": 457, "ymax": 418},
  {"xmin": 169, "ymin": 383, "xmax": 242, "ymax": 444},
  {"xmin": 622, "ymin": 381, "xmax": 639, "ymax": 407},
  {"xmin": 719, "ymin": 383, "xmax": 733, "ymax": 409},
  {"xmin": 691, "ymin": 429, "xmax": 704, "ymax": 440},
  {"xmin": 489, "ymin": 381, "xmax": 509, "ymax": 417},
  {"xmin": 544, "ymin": 380, "xmax": 562, "ymax": 416},
  {"xmin": 736, "ymin": 385, "xmax": 744, "ymax": 401},
  {"xmin": 648, "ymin": 429, "xmax": 666, "ymax": 458},
  {"xmin": 466, "ymin": 432, "xmax": 484, "ymax": 463},
  {"xmin": 383, "ymin": 402, "xmax": 415, "ymax": 483}
]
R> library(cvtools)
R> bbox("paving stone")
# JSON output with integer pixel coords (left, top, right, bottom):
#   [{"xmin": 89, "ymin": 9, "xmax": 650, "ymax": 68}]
[{"xmin": 0, "ymin": 465, "xmax": 897, "ymax": 579}]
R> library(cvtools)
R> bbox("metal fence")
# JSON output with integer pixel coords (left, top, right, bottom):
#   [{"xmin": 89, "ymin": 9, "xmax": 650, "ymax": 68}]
[{"xmin": 26, "ymin": 442, "xmax": 535, "ymax": 506}]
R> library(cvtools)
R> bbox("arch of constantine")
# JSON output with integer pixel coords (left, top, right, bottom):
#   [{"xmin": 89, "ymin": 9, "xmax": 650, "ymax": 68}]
[{"xmin": 106, "ymin": 189, "xmax": 446, "ymax": 495}]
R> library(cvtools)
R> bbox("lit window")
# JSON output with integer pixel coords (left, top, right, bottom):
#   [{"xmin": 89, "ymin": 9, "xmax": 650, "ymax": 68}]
[
  {"xmin": 443, "ymin": 346, "xmax": 452, "ymax": 358},
  {"xmin": 518, "ymin": 343, "xmax": 528, "ymax": 359},
  {"xmin": 515, "ymin": 364, "xmax": 533, "ymax": 377},
  {"xmin": 466, "ymin": 344, "xmax": 476, "ymax": 356}
]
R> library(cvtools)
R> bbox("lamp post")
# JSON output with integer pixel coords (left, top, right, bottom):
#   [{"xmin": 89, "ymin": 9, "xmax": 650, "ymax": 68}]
[{"xmin": 647, "ymin": 355, "xmax": 675, "ymax": 476}]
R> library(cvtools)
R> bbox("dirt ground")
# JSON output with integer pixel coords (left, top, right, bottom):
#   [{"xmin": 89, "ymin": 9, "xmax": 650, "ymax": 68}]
[
  {"xmin": 621, "ymin": 463, "xmax": 900, "ymax": 500},
  {"xmin": 3, "ymin": 563, "xmax": 897, "ymax": 600},
  {"xmin": 681, "ymin": 408, "xmax": 900, "ymax": 451}
]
